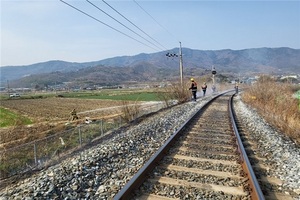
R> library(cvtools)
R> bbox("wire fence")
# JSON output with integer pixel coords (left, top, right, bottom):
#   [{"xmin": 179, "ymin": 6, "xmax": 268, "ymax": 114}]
[{"xmin": 0, "ymin": 102, "xmax": 165, "ymax": 180}]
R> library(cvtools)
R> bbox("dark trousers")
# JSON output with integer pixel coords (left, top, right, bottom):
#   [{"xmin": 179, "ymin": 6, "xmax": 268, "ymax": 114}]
[
  {"xmin": 192, "ymin": 91, "xmax": 197, "ymax": 100},
  {"xmin": 202, "ymin": 89, "xmax": 206, "ymax": 96}
]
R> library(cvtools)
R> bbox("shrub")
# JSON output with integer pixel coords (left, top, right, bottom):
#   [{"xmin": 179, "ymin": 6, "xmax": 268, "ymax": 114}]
[
  {"xmin": 120, "ymin": 100, "xmax": 141, "ymax": 122},
  {"xmin": 242, "ymin": 76, "xmax": 300, "ymax": 144},
  {"xmin": 157, "ymin": 81, "xmax": 191, "ymax": 106}
]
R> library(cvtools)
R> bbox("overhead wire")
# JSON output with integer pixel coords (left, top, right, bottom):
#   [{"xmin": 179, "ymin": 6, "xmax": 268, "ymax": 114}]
[
  {"xmin": 86, "ymin": 0, "xmax": 163, "ymax": 51},
  {"xmin": 133, "ymin": 0, "xmax": 180, "ymax": 44},
  {"xmin": 101, "ymin": 0, "xmax": 168, "ymax": 51},
  {"xmin": 60, "ymin": 0, "xmax": 159, "ymax": 51}
]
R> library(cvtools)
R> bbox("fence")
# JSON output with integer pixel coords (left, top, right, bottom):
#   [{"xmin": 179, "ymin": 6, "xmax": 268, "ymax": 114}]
[{"xmin": 0, "ymin": 102, "xmax": 165, "ymax": 180}]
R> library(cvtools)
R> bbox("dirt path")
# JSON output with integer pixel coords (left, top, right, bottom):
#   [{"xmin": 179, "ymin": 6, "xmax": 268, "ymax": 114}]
[{"xmin": 78, "ymin": 101, "xmax": 163, "ymax": 114}]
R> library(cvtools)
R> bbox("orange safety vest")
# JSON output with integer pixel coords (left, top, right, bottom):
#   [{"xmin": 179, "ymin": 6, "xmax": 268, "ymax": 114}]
[{"xmin": 191, "ymin": 82, "xmax": 197, "ymax": 91}]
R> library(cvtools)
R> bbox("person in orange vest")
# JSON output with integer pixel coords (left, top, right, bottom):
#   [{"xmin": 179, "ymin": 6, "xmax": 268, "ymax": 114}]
[
  {"xmin": 189, "ymin": 78, "xmax": 198, "ymax": 101},
  {"xmin": 201, "ymin": 82, "xmax": 207, "ymax": 97}
]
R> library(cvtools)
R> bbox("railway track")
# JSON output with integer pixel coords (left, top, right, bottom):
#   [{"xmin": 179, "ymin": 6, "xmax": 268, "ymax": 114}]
[{"xmin": 114, "ymin": 92, "xmax": 264, "ymax": 200}]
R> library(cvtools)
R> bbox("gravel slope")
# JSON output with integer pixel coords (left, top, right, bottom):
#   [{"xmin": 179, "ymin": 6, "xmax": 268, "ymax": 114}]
[{"xmin": 234, "ymin": 95, "xmax": 300, "ymax": 199}]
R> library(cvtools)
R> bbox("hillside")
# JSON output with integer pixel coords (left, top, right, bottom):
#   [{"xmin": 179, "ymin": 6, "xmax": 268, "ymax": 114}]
[{"xmin": 1, "ymin": 47, "xmax": 299, "ymax": 87}]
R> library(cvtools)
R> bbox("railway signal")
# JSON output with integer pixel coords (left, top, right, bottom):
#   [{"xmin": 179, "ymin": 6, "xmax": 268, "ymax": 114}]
[{"xmin": 212, "ymin": 66, "xmax": 216, "ymax": 92}]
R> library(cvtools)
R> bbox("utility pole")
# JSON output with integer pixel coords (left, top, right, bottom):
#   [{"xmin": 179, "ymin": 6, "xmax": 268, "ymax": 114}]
[
  {"xmin": 7, "ymin": 80, "xmax": 10, "ymax": 97},
  {"xmin": 179, "ymin": 42, "xmax": 183, "ymax": 88},
  {"xmin": 165, "ymin": 42, "xmax": 183, "ymax": 88}
]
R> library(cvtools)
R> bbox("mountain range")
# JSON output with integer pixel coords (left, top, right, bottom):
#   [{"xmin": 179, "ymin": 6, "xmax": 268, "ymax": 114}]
[{"xmin": 1, "ymin": 47, "xmax": 299, "ymax": 88}]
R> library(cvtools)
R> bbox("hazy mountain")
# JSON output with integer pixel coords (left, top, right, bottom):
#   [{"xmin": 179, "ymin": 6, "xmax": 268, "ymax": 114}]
[
  {"xmin": 6, "ymin": 62, "xmax": 180, "ymax": 88},
  {"xmin": 90, "ymin": 47, "xmax": 300, "ymax": 74},
  {"xmin": 1, "ymin": 47, "xmax": 299, "ymax": 87}
]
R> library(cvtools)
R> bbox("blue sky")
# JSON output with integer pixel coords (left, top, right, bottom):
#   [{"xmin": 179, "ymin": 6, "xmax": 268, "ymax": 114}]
[{"xmin": 1, "ymin": 0, "xmax": 300, "ymax": 66}]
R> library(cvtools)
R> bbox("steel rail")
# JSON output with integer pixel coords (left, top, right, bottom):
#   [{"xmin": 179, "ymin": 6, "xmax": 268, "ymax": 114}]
[
  {"xmin": 229, "ymin": 94, "xmax": 265, "ymax": 200},
  {"xmin": 113, "ymin": 91, "xmax": 230, "ymax": 200}
]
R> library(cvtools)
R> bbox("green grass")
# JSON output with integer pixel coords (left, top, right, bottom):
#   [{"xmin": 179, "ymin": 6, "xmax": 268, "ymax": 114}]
[
  {"xmin": 0, "ymin": 107, "xmax": 32, "ymax": 127},
  {"xmin": 62, "ymin": 91, "xmax": 161, "ymax": 101}
]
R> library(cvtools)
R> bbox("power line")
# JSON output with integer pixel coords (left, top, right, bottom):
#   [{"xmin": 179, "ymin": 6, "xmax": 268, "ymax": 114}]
[
  {"xmin": 133, "ymin": 0, "xmax": 179, "ymax": 44},
  {"xmin": 102, "ymin": 0, "xmax": 168, "ymax": 51},
  {"xmin": 60, "ymin": 0, "xmax": 159, "ymax": 51},
  {"xmin": 86, "ymin": 0, "xmax": 162, "ymax": 51}
]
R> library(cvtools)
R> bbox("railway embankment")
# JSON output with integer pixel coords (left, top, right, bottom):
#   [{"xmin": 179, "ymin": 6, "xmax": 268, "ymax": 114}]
[{"xmin": 0, "ymin": 93, "xmax": 299, "ymax": 199}]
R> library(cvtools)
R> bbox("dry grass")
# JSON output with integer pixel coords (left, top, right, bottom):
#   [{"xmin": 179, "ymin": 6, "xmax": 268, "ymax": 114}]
[
  {"xmin": 156, "ymin": 81, "xmax": 191, "ymax": 107},
  {"xmin": 175, "ymin": 81, "xmax": 194, "ymax": 103},
  {"xmin": 164, "ymin": 82, "xmax": 191, "ymax": 103},
  {"xmin": 242, "ymin": 76, "xmax": 300, "ymax": 144},
  {"xmin": 120, "ymin": 100, "xmax": 141, "ymax": 122}
]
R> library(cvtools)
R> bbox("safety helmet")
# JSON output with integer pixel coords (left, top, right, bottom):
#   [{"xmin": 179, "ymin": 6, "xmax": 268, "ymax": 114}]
[{"xmin": 190, "ymin": 78, "xmax": 194, "ymax": 81}]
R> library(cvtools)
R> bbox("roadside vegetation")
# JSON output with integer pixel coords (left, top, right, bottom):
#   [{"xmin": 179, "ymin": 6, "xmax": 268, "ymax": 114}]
[
  {"xmin": 241, "ymin": 76, "xmax": 300, "ymax": 144},
  {"xmin": 156, "ymin": 81, "xmax": 191, "ymax": 106},
  {"xmin": 121, "ymin": 100, "xmax": 141, "ymax": 122}
]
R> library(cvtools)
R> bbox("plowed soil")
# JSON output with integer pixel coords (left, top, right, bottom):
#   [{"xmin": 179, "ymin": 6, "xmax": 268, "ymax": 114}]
[{"xmin": 0, "ymin": 97, "xmax": 129, "ymax": 149}]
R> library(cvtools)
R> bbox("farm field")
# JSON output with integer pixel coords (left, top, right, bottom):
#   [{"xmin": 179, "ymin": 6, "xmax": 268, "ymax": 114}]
[
  {"xmin": 0, "ymin": 90, "xmax": 162, "ymax": 149},
  {"xmin": 1, "ymin": 98, "xmax": 128, "ymax": 123}
]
